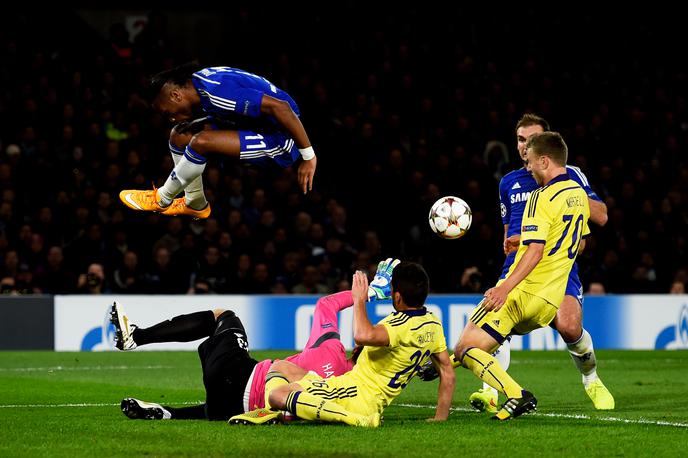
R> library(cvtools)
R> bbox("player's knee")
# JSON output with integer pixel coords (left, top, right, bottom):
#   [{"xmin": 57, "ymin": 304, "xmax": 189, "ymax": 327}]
[
  {"xmin": 188, "ymin": 132, "xmax": 211, "ymax": 154},
  {"xmin": 170, "ymin": 125, "xmax": 192, "ymax": 148},
  {"xmin": 454, "ymin": 342, "xmax": 467, "ymax": 364},
  {"xmin": 268, "ymin": 385, "xmax": 291, "ymax": 410},
  {"xmin": 558, "ymin": 322, "xmax": 582, "ymax": 343}
]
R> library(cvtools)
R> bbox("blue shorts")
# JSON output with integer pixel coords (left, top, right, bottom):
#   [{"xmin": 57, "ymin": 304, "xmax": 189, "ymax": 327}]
[
  {"xmin": 238, "ymin": 130, "xmax": 299, "ymax": 168},
  {"xmin": 500, "ymin": 256, "xmax": 584, "ymax": 306},
  {"xmin": 565, "ymin": 263, "xmax": 584, "ymax": 306}
]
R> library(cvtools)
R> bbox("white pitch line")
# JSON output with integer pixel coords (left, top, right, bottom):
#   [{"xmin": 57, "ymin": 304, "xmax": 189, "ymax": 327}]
[
  {"xmin": 396, "ymin": 403, "xmax": 688, "ymax": 428},
  {"xmin": 2, "ymin": 400, "xmax": 686, "ymax": 428},
  {"xmin": 0, "ymin": 365, "xmax": 175, "ymax": 372},
  {"xmin": 0, "ymin": 401, "xmax": 202, "ymax": 409}
]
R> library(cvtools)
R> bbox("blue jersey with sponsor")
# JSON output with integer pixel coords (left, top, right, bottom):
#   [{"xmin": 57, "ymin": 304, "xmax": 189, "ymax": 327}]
[
  {"xmin": 191, "ymin": 66, "xmax": 300, "ymax": 130},
  {"xmin": 499, "ymin": 165, "xmax": 601, "ymax": 280}
]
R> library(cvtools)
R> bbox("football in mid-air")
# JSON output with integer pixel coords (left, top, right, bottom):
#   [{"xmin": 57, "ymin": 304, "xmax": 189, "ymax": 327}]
[{"xmin": 428, "ymin": 196, "xmax": 472, "ymax": 239}]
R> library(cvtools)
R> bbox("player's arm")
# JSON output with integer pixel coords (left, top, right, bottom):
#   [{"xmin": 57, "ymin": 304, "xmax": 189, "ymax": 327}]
[
  {"xmin": 567, "ymin": 167, "xmax": 607, "ymax": 226},
  {"xmin": 499, "ymin": 179, "xmax": 515, "ymax": 255},
  {"xmin": 588, "ymin": 198, "xmax": 608, "ymax": 226},
  {"xmin": 427, "ymin": 350, "xmax": 455, "ymax": 422},
  {"xmin": 351, "ymin": 271, "xmax": 390, "ymax": 346},
  {"xmin": 483, "ymin": 242, "xmax": 544, "ymax": 311},
  {"xmin": 260, "ymin": 94, "xmax": 316, "ymax": 193}
]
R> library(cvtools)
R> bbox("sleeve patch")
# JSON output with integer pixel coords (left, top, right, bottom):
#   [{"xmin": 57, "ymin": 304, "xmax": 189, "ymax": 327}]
[{"xmin": 522, "ymin": 225, "xmax": 539, "ymax": 232}]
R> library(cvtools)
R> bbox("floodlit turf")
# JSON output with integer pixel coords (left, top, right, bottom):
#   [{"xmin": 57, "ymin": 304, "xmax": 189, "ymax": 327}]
[{"xmin": 1, "ymin": 350, "xmax": 686, "ymax": 457}]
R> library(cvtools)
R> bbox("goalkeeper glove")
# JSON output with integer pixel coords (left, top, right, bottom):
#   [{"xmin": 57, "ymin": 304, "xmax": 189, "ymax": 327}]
[{"xmin": 367, "ymin": 257, "xmax": 401, "ymax": 301}]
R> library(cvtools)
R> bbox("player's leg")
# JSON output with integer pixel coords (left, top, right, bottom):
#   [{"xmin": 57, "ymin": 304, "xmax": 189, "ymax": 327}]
[
  {"xmin": 120, "ymin": 398, "xmax": 207, "ymax": 420},
  {"xmin": 166, "ymin": 122, "xmax": 209, "ymax": 211},
  {"xmin": 470, "ymin": 337, "xmax": 511, "ymax": 413},
  {"xmin": 200, "ymin": 310, "xmax": 256, "ymax": 421},
  {"xmin": 458, "ymin": 293, "xmax": 547, "ymax": 420},
  {"xmin": 554, "ymin": 291, "xmax": 614, "ymax": 410},
  {"xmin": 263, "ymin": 360, "xmax": 307, "ymax": 409},
  {"xmin": 455, "ymin": 321, "xmax": 523, "ymax": 400},
  {"xmin": 304, "ymin": 291, "xmax": 353, "ymax": 349},
  {"xmin": 271, "ymin": 378, "xmax": 379, "ymax": 427},
  {"xmin": 157, "ymin": 129, "xmax": 239, "ymax": 205},
  {"xmin": 110, "ymin": 301, "xmax": 217, "ymax": 350}
]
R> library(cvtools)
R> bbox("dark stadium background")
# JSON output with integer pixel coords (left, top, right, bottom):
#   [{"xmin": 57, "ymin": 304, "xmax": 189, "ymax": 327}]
[{"xmin": 1, "ymin": 6, "xmax": 686, "ymax": 296}]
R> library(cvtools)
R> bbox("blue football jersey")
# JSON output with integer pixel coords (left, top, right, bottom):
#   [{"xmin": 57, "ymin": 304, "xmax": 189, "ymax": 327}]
[
  {"xmin": 191, "ymin": 66, "xmax": 299, "ymax": 128},
  {"xmin": 498, "ymin": 165, "xmax": 601, "ymax": 277}
]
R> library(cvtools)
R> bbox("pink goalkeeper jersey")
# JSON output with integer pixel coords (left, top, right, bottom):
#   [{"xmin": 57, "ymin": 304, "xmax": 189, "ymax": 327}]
[{"xmin": 247, "ymin": 291, "xmax": 355, "ymax": 410}]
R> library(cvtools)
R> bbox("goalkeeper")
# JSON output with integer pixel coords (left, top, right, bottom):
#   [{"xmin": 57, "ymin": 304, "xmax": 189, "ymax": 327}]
[{"xmin": 112, "ymin": 258, "xmax": 399, "ymax": 421}]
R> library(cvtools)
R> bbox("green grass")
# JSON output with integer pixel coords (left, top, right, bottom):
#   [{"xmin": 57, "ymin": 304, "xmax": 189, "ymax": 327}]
[{"xmin": 1, "ymin": 350, "xmax": 686, "ymax": 457}]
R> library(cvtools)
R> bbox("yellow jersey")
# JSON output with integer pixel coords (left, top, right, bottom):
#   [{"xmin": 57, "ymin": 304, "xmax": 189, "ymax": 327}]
[
  {"xmin": 349, "ymin": 308, "xmax": 447, "ymax": 410},
  {"xmin": 506, "ymin": 173, "xmax": 590, "ymax": 307}
]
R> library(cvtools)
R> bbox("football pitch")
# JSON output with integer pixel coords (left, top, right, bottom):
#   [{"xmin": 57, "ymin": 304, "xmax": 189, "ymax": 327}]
[{"xmin": 1, "ymin": 350, "xmax": 686, "ymax": 457}]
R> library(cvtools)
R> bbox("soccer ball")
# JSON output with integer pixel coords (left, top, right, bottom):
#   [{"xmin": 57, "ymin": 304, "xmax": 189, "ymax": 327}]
[{"xmin": 428, "ymin": 196, "xmax": 472, "ymax": 239}]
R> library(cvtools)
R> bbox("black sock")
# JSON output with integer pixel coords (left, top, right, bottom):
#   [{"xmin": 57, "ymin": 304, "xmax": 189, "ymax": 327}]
[
  {"xmin": 164, "ymin": 404, "xmax": 207, "ymax": 420},
  {"xmin": 133, "ymin": 311, "xmax": 216, "ymax": 345}
]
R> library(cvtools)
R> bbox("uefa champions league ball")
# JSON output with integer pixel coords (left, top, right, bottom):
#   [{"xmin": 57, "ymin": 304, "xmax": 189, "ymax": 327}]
[{"xmin": 428, "ymin": 196, "xmax": 472, "ymax": 239}]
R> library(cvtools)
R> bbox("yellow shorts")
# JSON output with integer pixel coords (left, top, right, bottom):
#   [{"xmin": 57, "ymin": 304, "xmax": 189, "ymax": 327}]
[
  {"xmin": 296, "ymin": 373, "xmax": 380, "ymax": 417},
  {"xmin": 470, "ymin": 287, "xmax": 557, "ymax": 343}
]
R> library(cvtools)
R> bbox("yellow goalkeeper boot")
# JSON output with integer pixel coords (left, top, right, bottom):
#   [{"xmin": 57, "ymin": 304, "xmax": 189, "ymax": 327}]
[
  {"xmin": 585, "ymin": 379, "xmax": 615, "ymax": 410},
  {"xmin": 469, "ymin": 388, "xmax": 499, "ymax": 414},
  {"xmin": 228, "ymin": 408, "xmax": 283, "ymax": 425}
]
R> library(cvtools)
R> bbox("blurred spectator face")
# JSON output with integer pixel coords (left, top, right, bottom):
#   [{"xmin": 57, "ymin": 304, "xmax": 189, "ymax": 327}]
[
  {"xmin": 205, "ymin": 247, "xmax": 220, "ymax": 266},
  {"xmin": 336, "ymin": 279, "xmax": 351, "ymax": 292},
  {"xmin": 219, "ymin": 232, "xmax": 232, "ymax": 249},
  {"xmin": 1, "ymin": 276, "xmax": 17, "ymax": 295},
  {"xmin": 123, "ymin": 251, "xmax": 138, "ymax": 270},
  {"xmin": 253, "ymin": 264, "xmax": 269, "ymax": 283},
  {"xmin": 155, "ymin": 247, "xmax": 171, "ymax": 268},
  {"xmin": 4, "ymin": 250, "xmax": 19, "ymax": 271},
  {"xmin": 587, "ymin": 282, "xmax": 606, "ymax": 295},
  {"xmin": 271, "ymin": 282, "xmax": 288, "ymax": 294},
  {"xmin": 237, "ymin": 254, "xmax": 251, "ymax": 272},
  {"xmin": 670, "ymin": 281, "xmax": 686, "ymax": 294},
  {"xmin": 283, "ymin": 252, "xmax": 299, "ymax": 273},
  {"xmin": 260, "ymin": 210, "xmax": 275, "ymax": 227},
  {"xmin": 47, "ymin": 247, "xmax": 63, "ymax": 268},
  {"xmin": 302, "ymin": 265, "xmax": 321, "ymax": 287},
  {"xmin": 294, "ymin": 212, "xmax": 312, "ymax": 235},
  {"xmin": 30, "ymin": 234, "xmax": 44, "ymax": 254}
]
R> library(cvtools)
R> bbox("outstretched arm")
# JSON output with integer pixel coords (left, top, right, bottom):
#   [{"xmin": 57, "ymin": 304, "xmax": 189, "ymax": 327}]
[
  {"xmin": 483, "ymin": 242, "xmax": 544, "ymax": 311},
  {"xmin": 588, "ymin": 198, "xmax": 608, "ymax": 226},
  {"xmin": 352, "ymin": 271, "xmax": 390, "ymax": 347},
  {"xmin": 260, "ymin": 94, "xmax": 316, "ymax": 193},
  {"xmin": 428, "ymin": 350, "xmax": 455, "ymax": 421}
]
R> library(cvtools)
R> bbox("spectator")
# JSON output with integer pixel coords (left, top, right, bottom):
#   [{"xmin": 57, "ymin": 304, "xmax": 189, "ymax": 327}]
[
  {"xmin": 76, "ymin": 263, "xmax": 109, "ymax": 294},
  {"xmin": 669, "ymin": 281, "xmax": 686, "ymax": 294},
  {"xmin": 587, "ymin": 282, "xmax": 607, "ymax": 295}
]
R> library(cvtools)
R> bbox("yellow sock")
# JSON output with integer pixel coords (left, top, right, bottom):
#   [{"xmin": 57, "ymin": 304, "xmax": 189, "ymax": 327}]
[
  {"xmin": 462, "ymin": 348, "xmax": 523, "ymax": 398},
  {"xmin": 285, "ymin": 391, "xmax": 364, "ymax": 426},
  {"xmin": 264, "ymin": 371, "xmax": 289, "ymax": 409}
]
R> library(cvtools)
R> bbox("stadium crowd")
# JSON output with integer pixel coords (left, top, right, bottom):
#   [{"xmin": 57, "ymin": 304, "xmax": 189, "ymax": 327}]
[{"xmin": 0, "ymin": 8, "xmax": 686, "ymax": 295}]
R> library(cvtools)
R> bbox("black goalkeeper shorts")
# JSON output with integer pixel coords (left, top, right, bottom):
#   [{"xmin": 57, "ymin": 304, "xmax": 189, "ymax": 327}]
[{"xmin": 197, "ymin": 310, "xmax": 257, "ymax": 421}]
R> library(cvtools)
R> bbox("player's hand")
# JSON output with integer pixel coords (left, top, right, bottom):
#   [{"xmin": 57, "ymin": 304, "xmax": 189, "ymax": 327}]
[
  {"xmin": 298, "ymin": 156, "xmax": 317, "ymax": 194},
  {"xmin": 482, "ymin": 285, "xmax": 508, "ymax": 312},
  {"xmin": 368, "ymin": 258, "xmax": 401, "ymax": 301},
  {"xmin": 503, "ymin": 235, "xmax": 520, "ymax": 255},
  {"xmin": 351, "ymin": 270, "xmax": 369, "ymax": 304},
  {"xmin": 416, "ymin": 359, "xmax": 439, "ymax": 382}
]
